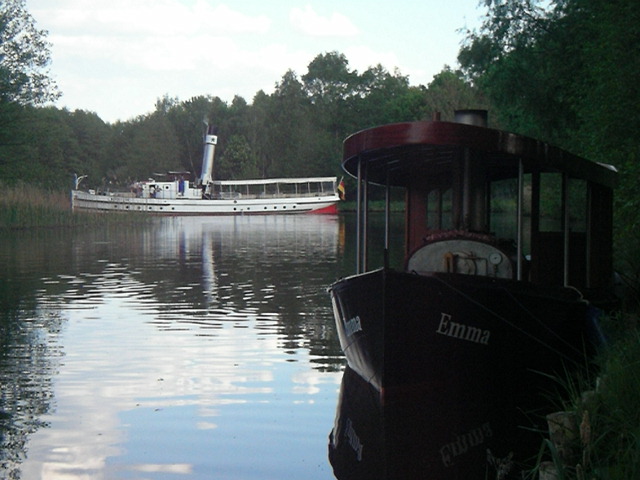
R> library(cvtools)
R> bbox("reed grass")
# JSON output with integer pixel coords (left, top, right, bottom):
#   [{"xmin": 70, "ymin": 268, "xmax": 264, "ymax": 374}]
[
  {"xmin": 531, "ymin": 314, "xmax": 640, "ymax": 479},
  {"xmin": 0, "ymin": 182, "xmax": 142, "ymax": 230},
  {"xmin": 0, "ymin": 182, "xmax": 73, "ymax": 229}
]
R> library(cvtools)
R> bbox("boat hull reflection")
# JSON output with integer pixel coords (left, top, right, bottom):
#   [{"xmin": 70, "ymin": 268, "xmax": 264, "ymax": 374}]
[{"xmin": 330, "ymin": 366, "xmax": 533, "ymax": 479}]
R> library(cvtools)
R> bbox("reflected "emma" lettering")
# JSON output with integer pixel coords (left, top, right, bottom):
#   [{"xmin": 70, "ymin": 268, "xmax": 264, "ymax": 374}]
[
  {"xmin": 343, "ymin": 315, "xmax": 363, "ymax": 336},
  {"xmin": 439, "ymin": 422, "xmax": 493, "ymax": 467}
]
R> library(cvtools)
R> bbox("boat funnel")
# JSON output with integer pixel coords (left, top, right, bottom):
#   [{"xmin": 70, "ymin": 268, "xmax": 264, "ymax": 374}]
[
  {"xmin": 199, "ymin": 125, "xmax": 218, "ymax": 185},
  {"xmin": 454, "ymin": 109, "xmax": 488, "ymax": 127}
]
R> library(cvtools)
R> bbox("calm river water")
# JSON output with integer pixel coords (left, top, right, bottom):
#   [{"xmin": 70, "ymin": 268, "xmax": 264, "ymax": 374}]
[{"xmin": 0, "ymin": 214, "xmax": 402, "ymax": 480}]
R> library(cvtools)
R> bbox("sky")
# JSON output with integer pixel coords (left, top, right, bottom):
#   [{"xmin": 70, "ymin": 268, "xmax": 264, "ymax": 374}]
[{"xmin": 27, "ymin": 0, "xmax": 486, "ymax": 123}]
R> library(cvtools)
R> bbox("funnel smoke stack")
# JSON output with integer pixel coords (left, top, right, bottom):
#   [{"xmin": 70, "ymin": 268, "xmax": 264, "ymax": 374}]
[
  {"xmin": 454, "ymin": 109, "xmax": 488, "ymax": 127},
  {"xmin": 199, "ymin": 125, "xmax": 218, "ymax": 186}
]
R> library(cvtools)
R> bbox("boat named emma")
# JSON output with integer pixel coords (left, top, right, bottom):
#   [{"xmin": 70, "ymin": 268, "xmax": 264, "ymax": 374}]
[
  {"xmin": 328, "ymin": 111, "xmax": 617, "ymax": 478},
  {"xmin": 71, "ymin": 126, "xmax": 341, "ymax": 215}
]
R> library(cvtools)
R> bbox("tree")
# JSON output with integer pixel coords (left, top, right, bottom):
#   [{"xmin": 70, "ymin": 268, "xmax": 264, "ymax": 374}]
[
  {"xmin": 350, "ymin": 65, "xmax": 412, "ymax": 127},
  {"xmin": 457, "ymin": 0, "xmax": 579, "ymax": 141},
  {"xmin": 421, "ymin": 67, "xmax": 489, "ymax": 123},
  {"xmin": 0, "ymin": 0, "xmax": 59, "ymax": 106},
  {"xmin": 0, "ymin": 0, "xmax": 60, "ymax": 183},
  {"xmin": 262, "ymin": 70, "xmax": 316, "ymax": 177},
  {"xmin": 217, "ymin": 134, "xmax": 258, "ymax": 179},
  {"xmin": 458, "ymin": 0, "xmax": 640, "ymax": 290},
  {"xmin": 302, "ymin": 52, "xmax": 356, "ymax": 105}
]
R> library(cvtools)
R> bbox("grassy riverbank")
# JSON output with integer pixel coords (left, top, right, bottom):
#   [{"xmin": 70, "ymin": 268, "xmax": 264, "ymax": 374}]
[
  {"xmin": 532, "ymin": 313, "xmax": 640, "ymax": 479},
  {"xmin": 0, "ymin": 183, "xmax": 75, "ymax": 230},
  {"xmin": 0, "ymin": 182, "xmax": 141, "ymax": 231}
]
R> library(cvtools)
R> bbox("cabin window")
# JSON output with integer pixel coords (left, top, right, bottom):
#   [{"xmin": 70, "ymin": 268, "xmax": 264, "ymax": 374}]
[
  {"xmin": 568, "ymin": 179, "xmax": 587, "ymax": 233},
  {"xmin": 539, "ymin": 174, "xmax": 587, "ymax": 232},
  {"xmin": 426, "ymin": 188, "xmax": 453, "ymax": 230},
  {"xmin": 490, "ymin": 176, "xmax": 532, "ymax": 255},
  {"xmin": 540, "ymin": 173, "xmax": 563, "ymax": 232}
]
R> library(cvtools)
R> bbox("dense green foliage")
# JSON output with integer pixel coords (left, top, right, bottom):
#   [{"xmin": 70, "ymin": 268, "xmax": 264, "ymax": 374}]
[
  {"xmin": 0, "ymin": 58, "xmax": 486, "ymax": 193},
  {"xmin": 459, "ymin": 0, "xmax": 640, "ymax": 292}
]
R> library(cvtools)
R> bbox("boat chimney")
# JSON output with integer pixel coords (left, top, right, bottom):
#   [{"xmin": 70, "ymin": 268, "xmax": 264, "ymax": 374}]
[
  {"xmin": 454, "ymin": 109, "xmax": 488, "ymax": 127},
  {"xmin": 199, "ymin": 125, "xmax": 218, "ymax": 185}
]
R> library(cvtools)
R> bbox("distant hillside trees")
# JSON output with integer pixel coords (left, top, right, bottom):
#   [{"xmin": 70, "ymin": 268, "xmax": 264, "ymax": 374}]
[
  {"xmin": 0, "ymin": 4, "xmax": 485, "ymax": 191},
  {"xmin": 3, "ymin": 51, "xmax": 481, "ymax": 192}
]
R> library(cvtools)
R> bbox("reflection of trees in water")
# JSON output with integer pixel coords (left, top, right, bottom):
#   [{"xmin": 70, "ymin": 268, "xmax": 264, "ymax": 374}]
[
  {"xmin": 0, "ymin": 217, "xmax": 346, "ymax": 475},
  {"xmin": 0, "ymin": 231, "xmax": 71, "ymax": 478},
  {"xmin": 0, "ymin": 307, "xmax": 64, "ymax": 479}
]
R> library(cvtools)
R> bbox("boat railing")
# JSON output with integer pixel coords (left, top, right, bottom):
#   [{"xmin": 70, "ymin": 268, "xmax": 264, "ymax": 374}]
[
  {"xmin": 210, "ymin": 178, "xmax": 338, "ymax": 200},
  {"xmin": 214, "ymin": 190, "xmax": 336, "ymax": 200}
]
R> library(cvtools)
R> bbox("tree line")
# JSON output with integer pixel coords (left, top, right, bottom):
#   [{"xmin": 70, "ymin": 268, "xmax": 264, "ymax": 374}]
[
  {"xmin": 0, "ymin": 0, "xmax": 638, "ymax": 243},
  {"xmin": 0, "ymin": 61, "xmax": 484, "ymax": 192},
  {"xmin": 0, "ymin": 1, "xmax": 488, "ymax": 192}
]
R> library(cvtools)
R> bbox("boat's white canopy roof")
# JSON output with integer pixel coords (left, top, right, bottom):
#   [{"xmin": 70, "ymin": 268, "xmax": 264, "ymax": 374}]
[{"xmin": 210, "ymin": 177, "xmax": 337, "ymax": 186}]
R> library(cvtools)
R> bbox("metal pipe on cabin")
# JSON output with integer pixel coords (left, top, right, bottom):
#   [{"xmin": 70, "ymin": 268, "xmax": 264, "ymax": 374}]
[
  {"xmin": 384, "ymin": 171, "xmax": 390, "ymax": 269},
  {"xmin": 461, "ymin": 149, "xmax": 470, "ymax": 229},
  {"xmin": 517, "ymin": 159, "xmax": 524, "ymax": 281},
  {"xmin": 563, "ymin": 173, "xmax": 570, "ymax": 286},
  {"xmin": 436, "ymin": 188, "xmax": 443, "ymax": 229},
  {"xmin": 586, "ymin": 184, "xmax": 593, "ymax": 288},
  {"xmin": 356, "ymin": 157, "xmax": 363, "ymax": 274},
  {"xmin": 363, "ymin": 160, "xmax": 369, "ymax": 272}
]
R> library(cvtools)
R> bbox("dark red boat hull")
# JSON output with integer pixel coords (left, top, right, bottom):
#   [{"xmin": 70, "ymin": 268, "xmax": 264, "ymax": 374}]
[{"xmin": 329, "ymin": 269, "xmax": 600, "ymax": 477}]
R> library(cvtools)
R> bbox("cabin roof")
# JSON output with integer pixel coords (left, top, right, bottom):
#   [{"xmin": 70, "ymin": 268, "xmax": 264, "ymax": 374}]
[
  {"xmin": 342, "ymin": 121, "xmax": 617, "ymax": 188},
  {"xmin": 210, "ymin": 176, "xmax": 336, "ymax": 186}
]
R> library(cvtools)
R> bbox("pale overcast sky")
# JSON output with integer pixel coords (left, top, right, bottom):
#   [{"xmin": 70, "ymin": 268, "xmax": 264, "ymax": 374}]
[{"xmin": 28, "ymin": 0, "xmax": 485, "ymax": 123}]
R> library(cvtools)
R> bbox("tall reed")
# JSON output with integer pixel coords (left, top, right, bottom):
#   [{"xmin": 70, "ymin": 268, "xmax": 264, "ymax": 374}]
[
  {"xmin": 0, "ymin": 182, "xmax": 74, "ymax": 229},
  {"xmin": 0, "ymin": 182, "xmax": 142, "ymax": 230},
  {"xmin": 531, "ymin": 314, "xmax": 640, "ymax": 479}
]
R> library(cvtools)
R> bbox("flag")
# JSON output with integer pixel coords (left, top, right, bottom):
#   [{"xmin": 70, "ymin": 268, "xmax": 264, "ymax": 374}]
[{"xmin": 337, "ymin": 178, "xmax": 346, "ymax": 200}]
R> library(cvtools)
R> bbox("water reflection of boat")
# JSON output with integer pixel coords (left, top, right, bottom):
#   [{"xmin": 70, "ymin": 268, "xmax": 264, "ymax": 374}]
[
  {"xmin": 63, "ymin": 215, "xmax": 343, "ymax": 315},
  {"xmin": 328, "ymin": 111, "xmax": 617, "ymax": 476},
  {"xmin": 71, "ymin": 126, "xmax": 341, "ymax": 215},
  {"xmin": 329, "ymin": 367, "xmax": 525, "ymax": 479}
]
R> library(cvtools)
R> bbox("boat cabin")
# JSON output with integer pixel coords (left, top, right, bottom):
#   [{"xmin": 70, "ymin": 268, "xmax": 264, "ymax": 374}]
[
  {"xmin": 344, "ymin": 111, "xmax": 617, "ymax": 300},
  {"xmin": 208, "ymin": 177, "xmax": 338, "ymax": 200}
]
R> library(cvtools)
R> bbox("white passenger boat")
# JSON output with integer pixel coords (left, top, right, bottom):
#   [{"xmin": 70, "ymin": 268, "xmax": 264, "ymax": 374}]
[{"xmin": 71, "ymin": 126, "xmax": 341, "ymax": 215}]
